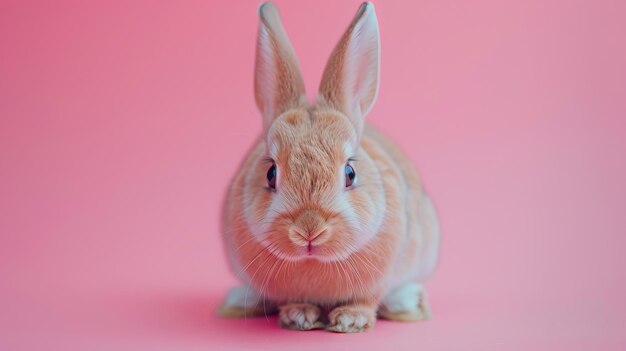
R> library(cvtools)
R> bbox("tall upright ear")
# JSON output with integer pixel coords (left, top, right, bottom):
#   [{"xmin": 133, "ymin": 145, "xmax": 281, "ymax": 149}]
[
  {"xmin": 318, "ymin": 2, "xmax": 380, "ymax": 135},
  {"xmin": 255, "ymin": 2, "xmax": 307, "ymax": 132}
]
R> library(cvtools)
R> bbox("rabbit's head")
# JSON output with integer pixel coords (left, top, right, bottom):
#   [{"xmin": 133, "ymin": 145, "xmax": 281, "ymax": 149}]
[{"xmin": 243, "ymin": 2, "xmax": 385, "ymax": 262}]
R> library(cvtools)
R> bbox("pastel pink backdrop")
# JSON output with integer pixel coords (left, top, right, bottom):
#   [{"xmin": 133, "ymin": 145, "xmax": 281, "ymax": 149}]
[{"xmin": 1, "ymin": 0, "xmax": 625, "ymax": 350}]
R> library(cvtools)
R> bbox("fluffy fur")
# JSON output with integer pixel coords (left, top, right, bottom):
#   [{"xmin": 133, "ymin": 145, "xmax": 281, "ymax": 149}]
[{"xmin": 218, "ymin": 2, "xmax": 440, "ymax": 333}]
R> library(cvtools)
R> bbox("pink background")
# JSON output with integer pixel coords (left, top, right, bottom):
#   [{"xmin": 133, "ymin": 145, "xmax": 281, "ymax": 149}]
[{"xmin": 1, "ymin": 0, "xmax": 625, "ymax": 350}]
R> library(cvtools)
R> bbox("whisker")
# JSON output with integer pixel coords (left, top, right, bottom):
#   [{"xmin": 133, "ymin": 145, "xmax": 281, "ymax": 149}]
[{"xmin": 243, "ymin": 241, "xmax": 279, "ymax": 320}]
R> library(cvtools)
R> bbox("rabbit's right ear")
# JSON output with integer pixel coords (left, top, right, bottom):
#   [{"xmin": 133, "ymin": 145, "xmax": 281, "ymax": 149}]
[{"xmin": 255, "ymin": 2, "xmax": 307, "ymax": 132}]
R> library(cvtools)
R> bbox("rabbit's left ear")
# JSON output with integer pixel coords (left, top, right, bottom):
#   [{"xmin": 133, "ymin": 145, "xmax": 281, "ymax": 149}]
[{"xmin": 318, "ymin": 2, "xmax": 380, "ymax": 136}]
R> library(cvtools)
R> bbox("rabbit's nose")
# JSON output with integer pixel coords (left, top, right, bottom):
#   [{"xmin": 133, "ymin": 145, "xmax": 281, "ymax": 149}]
[
  {"xmin": 288, "ymin": 208, "xmax": 330, "ymax": 247},
  {"xmin": 288, "ymin": 225, "xmax": 330, "ymax": 255},
  {"xmin": 290, "ymin": 226, "xmax": 327, "ymax": 242},
  {"xmin": 293, "ymin": 209, "xmax": 326, "ymax": 235}
]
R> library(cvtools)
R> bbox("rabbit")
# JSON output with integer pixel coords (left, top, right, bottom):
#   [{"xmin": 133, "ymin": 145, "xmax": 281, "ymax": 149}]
[{"xmin": 217, "ymin": 2, "xmax": 440, "ymax": 333}]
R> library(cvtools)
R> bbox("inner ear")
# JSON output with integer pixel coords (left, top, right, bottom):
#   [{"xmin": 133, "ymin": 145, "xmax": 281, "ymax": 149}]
[
  {"xmin": 254, "ymin": 2, "xmax": 307, "ymax": 133},
  {"xmin": 317, "ymin": 2, "xmax": 380, "ymax": 136}
]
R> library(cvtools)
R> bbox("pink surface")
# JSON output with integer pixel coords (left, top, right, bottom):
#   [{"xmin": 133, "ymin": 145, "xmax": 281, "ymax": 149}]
[{"xmin": 1, "ymin": 0, "xmax": 625, "ymax": 350}]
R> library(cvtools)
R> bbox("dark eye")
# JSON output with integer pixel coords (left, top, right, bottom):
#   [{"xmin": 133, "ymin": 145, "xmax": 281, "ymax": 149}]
[
  {"xmin": 345, "ymin": 164, "xmax": 355, "ymax": 187},
  {"xmin": 267, "ymin": 163, "xmax": 277, "ymax": 189}
]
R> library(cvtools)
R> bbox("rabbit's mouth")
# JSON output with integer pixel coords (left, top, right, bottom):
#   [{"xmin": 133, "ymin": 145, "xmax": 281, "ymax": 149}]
[
  {"xmin": 260, "ymin": 237, "xmax": 357, "ymax": 263},
  {"xmin": 299, "ymin": 238, "xmax": 329, "ymax": 260},
  {"xmin": 288, "ymin": 225, "xmax": 331, "ymax": 253},
  {"xmin": 307, "ymin": 241, "xmax": 315, "ymax": 256}
]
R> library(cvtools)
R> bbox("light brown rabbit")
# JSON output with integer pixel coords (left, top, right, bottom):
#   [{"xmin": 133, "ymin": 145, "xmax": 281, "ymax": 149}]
[{"xmin": 218, "ymin": 2, "xmax": 440, "ymax": 333}]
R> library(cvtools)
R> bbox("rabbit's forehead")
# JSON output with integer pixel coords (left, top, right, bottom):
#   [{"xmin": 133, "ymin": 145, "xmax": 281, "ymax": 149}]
[{"xmin": 268, "ymin": 110, "xmax": 357, "ymax": 161}]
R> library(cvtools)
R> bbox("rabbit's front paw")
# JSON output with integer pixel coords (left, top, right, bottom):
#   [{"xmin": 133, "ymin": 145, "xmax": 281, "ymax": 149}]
[
  {"xmin": 279, "ymin": 303, "xmax": 324, "ymax": 330},
  {"xmin": 326, "ymin": 304, "xmax": 376, "ymax": 333}
]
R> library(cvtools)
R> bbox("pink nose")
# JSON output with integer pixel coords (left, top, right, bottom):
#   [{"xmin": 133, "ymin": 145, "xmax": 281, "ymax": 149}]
[
  {"xmin": 287, "ymin": 208, "xmax": 331, "ymax": 249},
  {"xmin": 292, "ymin": 227, "xmax": 327, "ymax": 243},
  {"xmin": 288, "ymin": 226, "xmax": 327, "ymax": 255}
]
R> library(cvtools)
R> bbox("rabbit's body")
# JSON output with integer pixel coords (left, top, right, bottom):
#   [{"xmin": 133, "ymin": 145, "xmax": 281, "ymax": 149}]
[
  {"xmin": 218, "ymin": 2, "xmax": 440, "ymax": 332},
  {"xmin": 223, "ymin": 123, "xmax": 438, "ymax": 304}
]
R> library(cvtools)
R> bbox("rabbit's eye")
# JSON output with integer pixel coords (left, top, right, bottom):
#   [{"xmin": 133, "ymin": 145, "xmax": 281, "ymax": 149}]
[
  {"xmin": 345, "ymin": 164, "xmax": 356, "ymax": 187},
  {"xmin": 267, "ymin": 164, "xmax": 277, "ymax": 189}
]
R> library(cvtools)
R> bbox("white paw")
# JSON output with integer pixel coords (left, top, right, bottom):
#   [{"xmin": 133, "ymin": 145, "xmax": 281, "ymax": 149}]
[
  {"xmin": 326, "ymin": 305, "xmax": 376, "ymax": 333},
  {"xmin": 279, "ymin": 303, "xmax": 324, "ymax": 330},
  {"xmin": 217, "ymin": 286, "xmax": 268, "ymax": 318},
  {"xmin": 379, "ymin": 283, "xmax": 431, "ymax": 321}
]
